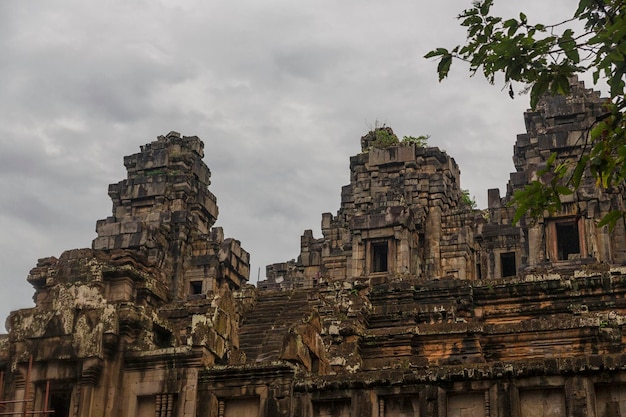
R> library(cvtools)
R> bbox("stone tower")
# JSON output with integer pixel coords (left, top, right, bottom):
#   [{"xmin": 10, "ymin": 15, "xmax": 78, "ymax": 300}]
[{"xmin": 1, "ymin": 132, "xmax": 249, "ymax": 417}]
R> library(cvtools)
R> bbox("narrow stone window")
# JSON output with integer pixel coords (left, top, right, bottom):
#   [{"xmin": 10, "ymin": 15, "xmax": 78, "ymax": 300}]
[
  {"xmin": 554, "ymin": 114, "xmax": 577, "ymax": 125},
  {"xmin": 372, "ymin": 242, "xmax": 388, "ymax": 273},
  {"xmin": 500, "ymin": 252, "xmax": 516, "ymax": 277},
  {"xmin": 189, "ymin": 280, "xmax": 203, "ymax": 295},
  {"xmin": 153, "ymin": 325, "xmax": 172, "ymax": 348},
  {"xmin": 556, "ymin": 221, "xmax": 580, "ymax": 260}
]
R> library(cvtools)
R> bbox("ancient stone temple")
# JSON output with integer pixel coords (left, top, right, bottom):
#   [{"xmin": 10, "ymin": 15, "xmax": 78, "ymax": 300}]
[{"xmin": 1, "ymin": 78, "xmax": 626, "ymax": 417}]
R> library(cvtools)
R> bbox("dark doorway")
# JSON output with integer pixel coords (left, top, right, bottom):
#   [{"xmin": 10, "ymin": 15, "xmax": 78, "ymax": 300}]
[
  {"xmin": 500, "ymin": 252, "xmax": 516, "ymax": 277},
  {"xmin": 189, "ymin": 280, "xmax": 203, "ymax": 295},
  {"xmin": 372, "ymin": 242, "xmax": 388, "ymax": 273},
  {"xmin": 49, "ymin": 390, "xmax": 71, "ymax": 417},
  {"xmin": 556, "ymin": 221, "xmax": 580, "ymax": 260}
]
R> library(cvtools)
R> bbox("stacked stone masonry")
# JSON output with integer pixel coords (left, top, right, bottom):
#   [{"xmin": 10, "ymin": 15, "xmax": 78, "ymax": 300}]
[{"xmin": 2, "ymin": 78, "xmax": 626, "ymax": 416}]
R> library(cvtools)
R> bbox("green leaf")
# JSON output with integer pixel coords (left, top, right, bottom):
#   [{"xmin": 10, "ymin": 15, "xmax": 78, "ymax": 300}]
[
  {"xmin": 479, "ymin": 0, "xmax": 492, "ymax": 16},
  {"xmin": 609, "ymin": 50, "xmax": 625, "ymax": 62},
  {"xmin": 593, "ymin": 70, "xmax": 600, "ymax": 84},
  {"xmin": 554, "ymin": 162, "xmax": 568, "ymax": 176},
  {"xmin": 503, "ymin": 18, "xmax": 518, "ymax": 28},
  {"xmin": 462, "ymin": 15, "xmax": 483, "ymax": 27},
  {"xmin": 551, "ymin": 75, "xmax": 571, "ymax": 95},
  {"xmin": 437, "ymin": 54, "xmax": 453, "ymax": 81},
  {"xmin": 572, "ymin": 155, "xmax": 589, "ymax": 188},
  {"xmin": 555, "ymin": 186, "xmax": 574, "ymax": 195},
  {"xmin": 575, "ymin": 0, "xmax": 592, "ymax": 18},
  {"xmin": 519, "ymin": 12, "xmax": 527, "ymax": 24},
  {"xmin": 558, "ymin": 29, "xmax": 580, "ymax": 63},
  {"xmin": 530, "ymin": 79, "xmax": 549, "ymax": 109},
  {"xmin": 468, "ymin": 23, "xmax": 481, "ymax": 37},
  {"xmin": 590, "ymin": 121, "xmax": 607, "ymax": 139},
  {"xmin": 424, "ymin": 48, "xmax": 449, "ymax": 59},
  {"xmin": 598, "ymin": 210, "xmax": 624, "ymax": 231}
]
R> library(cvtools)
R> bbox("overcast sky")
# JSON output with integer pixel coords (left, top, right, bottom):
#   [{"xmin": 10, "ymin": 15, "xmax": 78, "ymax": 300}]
[{"xmin": 0, "ymin": 1, "xmax": 585, "ymax": 329}]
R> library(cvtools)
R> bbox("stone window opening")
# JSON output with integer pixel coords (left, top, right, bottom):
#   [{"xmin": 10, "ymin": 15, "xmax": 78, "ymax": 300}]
[
  {"xmin": 500, "ymin": 252, "xmax": 516, "ymax": 277},
  {"xmin": 547, "ymin": 218, "xmax": 584, "ymax": 261},
  {"xmin": 556, "ymin": 221, "xmax": 580, "ymax": 260},
  {"xmin": 48, "ymin": 388, "xmax": 72, "ymax": 417},
  {"xmin": 33, "ymin": 382, "xmax": 71, "ymax": 417},
  {"xmin": 153, "ymin": 325, "xmax": 172, "ymax": 348},
  {"xmin": 372, "ymin": 242, "xmax": 389, "ymax": 273},
  {"xmin": 311, "ymin": 353, "xmax": 321, "ymax": 374},
  {"xmin": 189, "ymin": 280, "xmax": 203, "ymax": 295},
  {"xmin": 554, "ymin": 114, "xmax": 578, "ymax": 125}
]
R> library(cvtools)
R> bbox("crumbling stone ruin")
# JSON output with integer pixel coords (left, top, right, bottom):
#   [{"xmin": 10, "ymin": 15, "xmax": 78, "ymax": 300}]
[{"xmin": 1, "ymin": 78, "xmax": 626, "ymax": 416}]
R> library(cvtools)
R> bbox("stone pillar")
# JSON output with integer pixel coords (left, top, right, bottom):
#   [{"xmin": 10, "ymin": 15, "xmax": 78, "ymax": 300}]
[
  {"xmin": 527, "ymin": 223, "xmax": 544, "ymax": 267},
  {"xmin": 485, "ymin": 389, "xmax": 491, "ymax": 417},
  {"xmin": 73, "ymin": 384, "xmax": 85, "ymax": 417},
  {"xmin": 75, "ymin": 359, "xmax": 103, "ymax": 417},
  {"xmin": 594, "ymin": 221, "xmax": 613, "ymax": 262},
  {"xmin": 488, "ymin": 381, "xmax": 520, "ymax": 417},
  {"xmin": 425, "ymin": 206, "xmax": 443, "ymax": 277},
  {"xmin": 11, "ymin": 373, "xmax": 26, "ymax": 417},
  {"xmin": 180, "ymin": 369, "xmax": 198, "ymax": 417},
  {"xmin": 565, "ymin": 376, "xmax": 596, "ymax": 417},
  {"xmin": 351, "ymin": 234, "xmax": 365, "ymax": 277},
  {"xmin": 396, "ymin": 228, "xmax": 411, "ymax": 275},
  {"xmin": 419, "ymin": 385, "xmax": 443, "ymax": 417},
  {"xmin": 354, "ymin": 390, "xmax": 372, "ymax": 417}
]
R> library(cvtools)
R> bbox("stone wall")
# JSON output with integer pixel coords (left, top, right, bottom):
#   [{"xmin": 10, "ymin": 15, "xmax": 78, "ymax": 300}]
[{"xmin": 2, "ymin": 79, "xmax": 626, "ymax": 417}]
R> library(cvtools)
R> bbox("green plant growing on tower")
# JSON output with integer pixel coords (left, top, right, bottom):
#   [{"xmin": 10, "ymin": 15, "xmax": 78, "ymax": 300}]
[
  {"xmin": 371, "ymin": 127, "xmax": 400, "ymax": 148},
  {"xmin": 402, "ymin": 135, "xmax": 430, "ymax": 147},
  {"xmin": 461, "ymin": 189, "xmax": 477, "ymax": 209}
]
